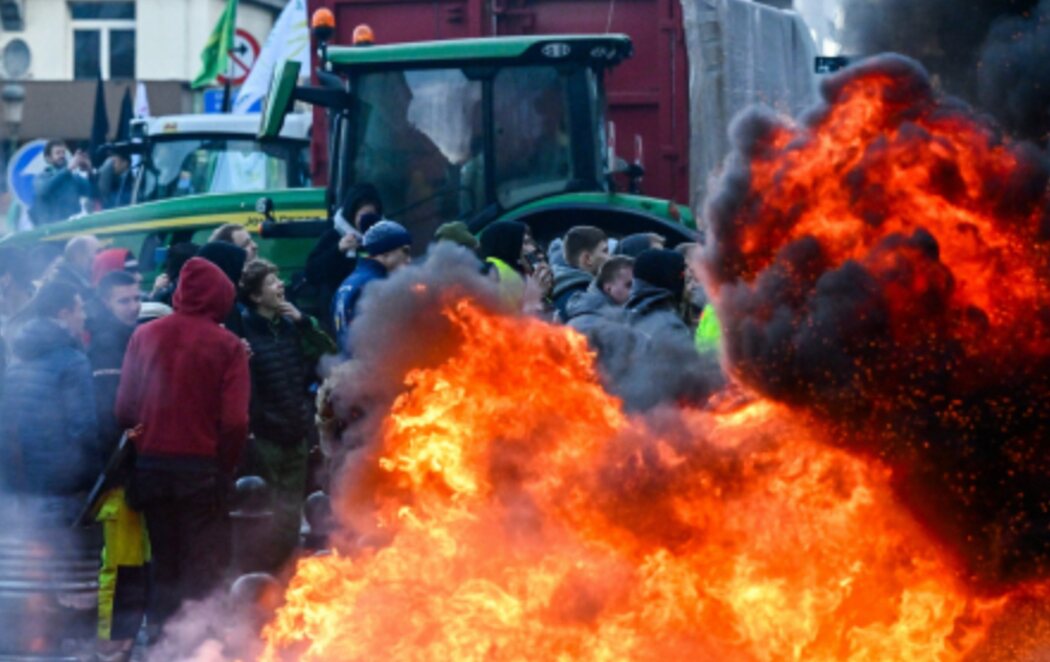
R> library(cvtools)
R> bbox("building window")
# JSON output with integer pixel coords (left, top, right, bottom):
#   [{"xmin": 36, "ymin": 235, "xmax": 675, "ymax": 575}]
[
  {"xmin": 71, "ymin": 2, "xmax": 136, "ymax": 80},
  {"xmin": 73, "ymin": 29, "xmax": 101, "ymax": 79},
  {"xmin": 109, "ymin": 29, "xmax": 135, "ymax": 78}
]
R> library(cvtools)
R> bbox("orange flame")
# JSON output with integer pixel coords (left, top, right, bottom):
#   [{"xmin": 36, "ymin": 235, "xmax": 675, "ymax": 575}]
[
  {"xmin": 721, "ymin": 65, "xmax": 1050, "ymax": 349},
  {"xmin": 259, "ymin": 300, "xmax": 1036, "ymax": 661},
  {"xmin": 701, "ymin": 56, "xmax": 1050, "ymax": 589}
]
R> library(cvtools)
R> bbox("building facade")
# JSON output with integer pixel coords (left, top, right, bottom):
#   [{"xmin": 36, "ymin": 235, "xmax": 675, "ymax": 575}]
[{"xmin": 0, "ymin": 0, "xmax": 282, "ymax": 142}]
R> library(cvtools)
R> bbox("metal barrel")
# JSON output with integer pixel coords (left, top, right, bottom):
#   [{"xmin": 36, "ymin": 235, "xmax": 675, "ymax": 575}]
[{"xmin": 0, "ymin": 498, "xmax": 101, "ymax": 660}]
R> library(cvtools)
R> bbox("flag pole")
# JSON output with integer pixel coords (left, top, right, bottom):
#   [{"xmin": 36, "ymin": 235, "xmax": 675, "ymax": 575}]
[{"xmin": 221, "ymin": 40, "xmax": 235, "ymax": 112}]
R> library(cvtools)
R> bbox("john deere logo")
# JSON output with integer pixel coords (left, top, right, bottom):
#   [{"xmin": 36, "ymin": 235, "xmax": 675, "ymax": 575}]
[{"xmin": 541, "ymin": 43, "xmax": 571, "ymax": 59}]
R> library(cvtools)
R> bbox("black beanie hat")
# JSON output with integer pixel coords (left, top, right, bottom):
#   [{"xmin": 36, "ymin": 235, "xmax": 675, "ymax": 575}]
[
  {"xmin": 633, "ymin": 248, "xmax": 686, "ymax": 300},
  {"xmin": 165, "ymin": 242, "xmax": 200, "ymax": 280},
  {"xmin": 197, "ymin": 241, "xmax": 248, "ymax": 286},
  {"xmin": 616, "ymin": 233, "xmax": 654, "ymax": 258},
  {"xmin": 340, "ymin": 183, "xmax": 384, "ymax": 225},
  {"xmin": 479, "ymin": 221, "xmax": 527, "ymax": 271}
]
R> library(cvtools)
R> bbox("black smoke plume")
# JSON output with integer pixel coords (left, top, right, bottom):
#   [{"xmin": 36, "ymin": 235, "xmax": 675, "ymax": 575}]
[
  {"xmin": 843, "ymin": 0, "xmax": 1050, "ymax": 142},
  {"xmin": 978, "ymin": 0, "xmax": 1050, "ymax": 142},
  {"xmin": 702, "ymin": 53, "xmax": 1050, "ymax": 590}
]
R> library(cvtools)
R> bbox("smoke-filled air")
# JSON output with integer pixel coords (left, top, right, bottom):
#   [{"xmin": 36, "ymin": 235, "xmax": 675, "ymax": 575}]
[
  {"xmin": 247, "ymin": 55, "xmax": 1050, "ymax": 660},
  {"xmin": 843, "ymin": 0, "xmax": 1050, "ymax": 143}
]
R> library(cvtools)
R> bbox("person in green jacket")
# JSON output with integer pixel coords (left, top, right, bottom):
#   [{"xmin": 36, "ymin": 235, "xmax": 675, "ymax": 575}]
[
  {"xmin": 695, "ymin": 303, "xmax": 722, "ymax": 354},
  {"xmin": 478, "ymin": 220, "xmax": 552, "ymax": 315}
]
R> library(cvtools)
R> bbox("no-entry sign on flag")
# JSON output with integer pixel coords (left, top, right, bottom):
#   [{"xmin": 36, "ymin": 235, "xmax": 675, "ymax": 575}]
[{"xmin": 218, "ymin": 28, "xmax": 261, "ymax": 87}]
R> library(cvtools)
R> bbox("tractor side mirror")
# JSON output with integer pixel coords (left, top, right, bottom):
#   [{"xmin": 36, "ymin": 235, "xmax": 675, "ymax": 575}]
[{"xmin": 255, "ymin": 196, "xmax": 275, "ymax": 221}]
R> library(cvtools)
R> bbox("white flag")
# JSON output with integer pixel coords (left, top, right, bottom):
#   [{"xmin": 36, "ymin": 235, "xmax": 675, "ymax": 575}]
[
  {"xmin": 232, "ymin": 0, "xmax": 310, "ymax": 114},
  {"xmin": 134, "ymin": 82, "xmax": 150, "ymax": 118}
]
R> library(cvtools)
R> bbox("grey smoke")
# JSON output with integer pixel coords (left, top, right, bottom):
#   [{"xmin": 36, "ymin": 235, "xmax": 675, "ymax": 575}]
[
  {"xmin": 322, "ymin": 244, "xmax": 723, "ymax": 519},
  {"xmin": 842, "ymin": 0, "xmax": 1050, "ymax": 141},
  {"xmin": 330, "ymin": 242, "xmax": 722, "ymax": 437},
  {"xmin": 322, "ymin": 244, "xmax": 504, "ymax": 469},
  {"xmin": 582, "ymin": 319, "xmax": 724, "ymax": 412},
  {"xmin": 143, "ymin": 591, "xmax": 264, "ymax": 662}
]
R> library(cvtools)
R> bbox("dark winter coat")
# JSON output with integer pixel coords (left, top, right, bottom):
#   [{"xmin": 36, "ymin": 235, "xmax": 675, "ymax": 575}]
[
  {"xmin": 48, "ymin": 259, "xmax": 94, "ymax": 301},
  {"xmin": 86, "ymin": 306, "xmax": 135, "ymax": 461},
  {"xmin": 1, "ymin": 318, "xmax": 99, "ymax": 495},
  {"xmin": 151, "ymin": 242, "xmax": 201, "ymax": 306},
  {"xmin": 305, "ymin": 227, "xmax": 357, "ymax": 307},
  {"xmin": 97, "ymin": 158, "xmax": 133, "ymax": 209},
  {"xmin": 565, "ymin": 283, "xmax": 627, "ymax": 337},
  {"xmin": 551, "ymin": 264, "xmax": 593, "ymax": 321},
  {"xmin": 241, "ymin": 308, "xmax": 316, "ymax": 444},
  {"xmin": 625, "ymin": 279, "xmax": 691, "ymax": 339},
  {"xmin": 332, "ymin": 257, "xmax": 388, "ymax": 355},
  {"xmin": 150, "ymin": 283, "xmax": 176, "ymax": 307},
  {"xmin": 116, "ymin": 258, "xmax": 250, "ymax": 474},
  {"xmin": 305, "ymin": 183, "xmax": 383, "ymax": 308},
  {"xmin": 548, "ymin": 238, "xmax": 568, "ymax": 270},
  {"xmin": 32, "ymin": 165, "xmax": 95, "ymax": 224}
]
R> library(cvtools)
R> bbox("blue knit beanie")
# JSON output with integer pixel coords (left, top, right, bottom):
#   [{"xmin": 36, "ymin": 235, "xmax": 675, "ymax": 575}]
[{"xmin": 362, "ymin": 220, "xmax": 412, "ymax": 256}]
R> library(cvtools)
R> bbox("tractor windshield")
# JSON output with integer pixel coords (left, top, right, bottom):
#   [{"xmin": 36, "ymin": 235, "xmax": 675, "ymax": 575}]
[
  {"xmin": 492, "ymin": 66, "xmax": 575, "ymax": 208},
  {"xmin": 135, "ymin": 136, "xmax": 310, "ymax": 203},
  {"xmin": 351, "ymin": 68, "xmax": 483, "ymax": 226},
  {"xmin": 349, "ymin": 64, "xmax": 601, "ymax": 231}
]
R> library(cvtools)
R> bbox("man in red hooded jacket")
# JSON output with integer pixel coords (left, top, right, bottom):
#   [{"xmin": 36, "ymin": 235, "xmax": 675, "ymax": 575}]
[{"xmin": 116, "ymin": 257, "xmax": 249, "ymax": 634}]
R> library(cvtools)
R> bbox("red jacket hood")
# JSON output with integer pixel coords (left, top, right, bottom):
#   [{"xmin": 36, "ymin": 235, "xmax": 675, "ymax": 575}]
[
  {"xmin": 174, "ymin": 257, "xmax": 235, "ymax": 323},
  {"xmin": 92, "ymin": 248, "xmax": 131, "ymax": 285}
]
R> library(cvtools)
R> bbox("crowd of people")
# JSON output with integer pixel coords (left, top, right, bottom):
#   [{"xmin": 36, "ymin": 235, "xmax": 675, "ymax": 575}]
[
  {"xmin": 0, "ymin": 181, "xmax": 719, "ymax": 658},
  {"xmin": 314, "ymin": 186, "xmax": 717, "ymax": 346}
]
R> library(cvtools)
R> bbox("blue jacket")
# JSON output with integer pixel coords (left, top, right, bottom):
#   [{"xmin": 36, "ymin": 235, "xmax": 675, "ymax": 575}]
[
  {"xmin": 1, "ymin": 318, "xmax": 99, "ymax": 495},
  {"xmin": 331, "ymin": 258, "xmax": 388, "ymax": 355},
  {"xmin": 32, "ymin": 165, "xmax": 95, "ymax": 225}
]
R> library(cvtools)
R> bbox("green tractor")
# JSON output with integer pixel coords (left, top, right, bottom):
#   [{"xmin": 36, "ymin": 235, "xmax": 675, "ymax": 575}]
[
  {"xmin": 260, "ymin": 32, "xmax": 695, "ymax": 249},
  {"xmin": 0, "ymin": 112, "xmax": 324, "ymax": 280},
  {"xmin": 2, "ymin": 32, "xmax": 694, "ymax": 292}
]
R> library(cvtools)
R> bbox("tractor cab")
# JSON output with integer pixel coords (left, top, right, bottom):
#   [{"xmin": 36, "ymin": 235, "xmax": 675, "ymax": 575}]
[
  {"xmin": 131, "ymin": 113, "xmax": 311, "ymax": 204},
  {"xmin": 262, "ymin": 27, "xmax": 693, "ymax": 246}
]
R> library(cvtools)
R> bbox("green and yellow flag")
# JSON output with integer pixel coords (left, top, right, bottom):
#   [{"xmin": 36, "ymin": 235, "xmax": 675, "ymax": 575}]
[{"xmin": 192, "ymin": 0, "xmax": 238, "ymax": 89}]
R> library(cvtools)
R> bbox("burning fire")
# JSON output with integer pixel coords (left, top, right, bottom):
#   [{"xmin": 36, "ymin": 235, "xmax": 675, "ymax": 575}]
[
  {"xmin": 703, "ymin": 55, "xmax": 1050, "ymax": 588},
  {"xmin": 708, "ymin": 56, "xmax": 1050, "ymax": 337},
  {"xmin": 259, "ymin": 300, "xmax": 1033, "ymax": 661},
  {"xmin": 252, "ymin": 56, "xmax": 1050, "ymax": 659}
]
